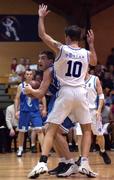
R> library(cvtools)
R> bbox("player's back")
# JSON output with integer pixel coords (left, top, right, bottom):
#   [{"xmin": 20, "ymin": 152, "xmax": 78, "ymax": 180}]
[{"xmin": 54, "ymin": 45, "xmax": 89, "ymax": 87}]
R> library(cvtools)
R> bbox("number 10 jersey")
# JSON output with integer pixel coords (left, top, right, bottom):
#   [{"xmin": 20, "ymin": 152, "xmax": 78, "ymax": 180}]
[{"xmin": 54, "ymin": 45, "xmax": 90, "ymax": 87}]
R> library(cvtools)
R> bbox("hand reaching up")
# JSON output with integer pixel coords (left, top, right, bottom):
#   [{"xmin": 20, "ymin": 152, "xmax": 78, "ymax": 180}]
[{"xmin": 38, "ymin": 4, "xmax": 50, "ymax": 17}]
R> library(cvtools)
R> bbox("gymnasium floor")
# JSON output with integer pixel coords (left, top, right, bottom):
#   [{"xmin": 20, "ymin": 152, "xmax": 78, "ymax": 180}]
[{"xmin": 0, "ymin": 151, "xmax": 114, "ymax": 180}]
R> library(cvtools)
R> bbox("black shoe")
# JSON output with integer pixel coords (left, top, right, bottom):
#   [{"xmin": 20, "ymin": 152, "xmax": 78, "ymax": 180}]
[
  {"xmin": 69, "ymin": 145, "xmax": 75, "ymax": 152},
  {"xmin": 48, "ymin": 162, "xmax": 66, "ymax": 175},
  {"xmin": 31, "ymin": 145, "xmax": 37, "ymax": 153},
  {"xmin": 110, "ymin": 143, "xmax": 114, "ymax": 151},
  {"xmin": 99, "ymin": 151, "xmax": 111, "ymax": 164},
  {"xmin": 90, "ymin": 144, "xmax": 97, "ymax": 152},
  {"xmin": 57, "ymin": 163, "xmax": 78, "ymax": 177},
  {"xmin": 75, "ymin": 156, "xmax": 81, "ymax": 166}
]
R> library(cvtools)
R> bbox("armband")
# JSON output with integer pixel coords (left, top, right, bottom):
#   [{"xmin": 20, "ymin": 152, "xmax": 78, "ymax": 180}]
[{"xmin": 99, "ymin": 93, "xmax": 104, "ymax": 100}]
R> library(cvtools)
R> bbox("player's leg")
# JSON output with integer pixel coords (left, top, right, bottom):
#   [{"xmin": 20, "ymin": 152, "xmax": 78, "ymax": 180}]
[
  {"xmin": 73, "ymin": 87, "xmax": 98, "ymax": 177},
  {"xmin": 27, "ymin": 87, "xmax": 74, "ymax": 178},
  {"xmin": 31, "ymin": 111, "xmax": 44, "ymax": 152},
  {"xmin": 17, "ymin": 112, "xmax": 30, "ymax": 157},
  {"xmin": 97, "ymin": 135, "xmax": 111, "ymax": 164},
  {"xmin": 49, "ymin": 124, "xmax": 78, "ymax": 177},
  {"xmin": 91, "ymin": 110, "xmax": 111, "ymax": 164}
]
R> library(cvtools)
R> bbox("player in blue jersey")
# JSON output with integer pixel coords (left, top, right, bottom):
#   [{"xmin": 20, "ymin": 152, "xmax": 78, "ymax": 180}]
[
  {"xmin": 26, "ymin": 4, "xmax": 98, "ymax": 178},
  {"xmin": 15, "ymin": 69, "xmax": 46, "ymax": 157}
]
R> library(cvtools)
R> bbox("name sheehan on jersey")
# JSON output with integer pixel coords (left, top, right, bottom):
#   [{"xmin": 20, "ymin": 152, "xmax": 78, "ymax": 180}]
[{"xmin": 65, "ymin": 53, "xmax": 85, "ymax": 59}]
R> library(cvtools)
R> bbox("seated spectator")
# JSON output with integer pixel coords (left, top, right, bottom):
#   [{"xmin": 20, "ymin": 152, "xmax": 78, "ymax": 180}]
[
  {"xmin": 0, "ymin": 108, "xmax": 9, "ymax": 153},
  {"xmin": 106, "ymin": 48, "xmax": 114, "ymax": 69},
  {"xmin": 5, "ymin": 97, "xmax": 19, "ymax": 152},
  {"xmin": 102, "ymin": 71, "xmax": 113, "ymax": 90},
  {"xmin": 109, "ymin": 100, "xmax": 114, "ymax": 150},
  {"xmin": 104, "ymin": 88, "xmax": 112, "ymax": 106},
  {"xmin": 16, "ymin": 57, "xmax": 26, "ymax": 81},
  {"xmin": 11, "ymin": 58, "xmax": 17, "ymax": 73},
  {"xmin": 25, "ymin": 58, "xmax": 31, "ymax": 70},
  {"xmin": 8, "ymin": 72, "xmax": 21, "ymax": 85},
  {"xmin": 102, "ymin": 105, "xmax": 110, "ymax": 125},
  {"xmin": 102, "ymin": 105, "xmax": 111, "ymax": 150},
  {"xmin": 95, "ymin": 64, "xmax": 106, "ymax": 81}
]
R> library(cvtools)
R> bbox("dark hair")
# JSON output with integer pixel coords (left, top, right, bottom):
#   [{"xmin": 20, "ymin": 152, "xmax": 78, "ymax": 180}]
[
  {"xmin": 40, "ymin": 51, "xmax": 55, "ymax": 62},
  {"xmin": 65, "ymin": 25, "xmax": 81, "ymax": 41},
  {"xmin": 25, "ymin": 68, "xmax": 32, "ymax": 72},
  {"xmin": 111, "ymin": 48, "xmax": 114, "ymax": 52}
]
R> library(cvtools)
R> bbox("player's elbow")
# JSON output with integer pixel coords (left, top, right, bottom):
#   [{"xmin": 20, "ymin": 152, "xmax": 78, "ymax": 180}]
[
  {"xmin": 36, "ymin": 92, "xmax": 45, "ymax": 99},
  {"xmin": 39, "ymin": 32, "xmax": 47, "ymax": 41}
]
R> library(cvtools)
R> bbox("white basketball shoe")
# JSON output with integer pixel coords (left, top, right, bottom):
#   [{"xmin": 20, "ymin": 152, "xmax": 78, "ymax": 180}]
[
  {"xmin": 79, "ymin": 160, "xmax": 98, "ymax": 178},
  {"xmin": 28, "ymin": 162, "xmax": 48, "ymax": 179}
]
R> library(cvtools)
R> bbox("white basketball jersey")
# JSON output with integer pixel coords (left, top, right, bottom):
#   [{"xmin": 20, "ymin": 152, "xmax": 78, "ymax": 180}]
[
  {"xmin": 85, "ymin": 75, "xmax": 98, "ymax": 109},
  {"xmin": 54, "ymin": 45, "xmax": 90, "ymax": 87}
]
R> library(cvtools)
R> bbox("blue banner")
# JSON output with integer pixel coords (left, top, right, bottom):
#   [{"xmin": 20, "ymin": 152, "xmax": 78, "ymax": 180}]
[{"xmin": 0, "ymin": 15, "xmax": 40, "ymax": 42}]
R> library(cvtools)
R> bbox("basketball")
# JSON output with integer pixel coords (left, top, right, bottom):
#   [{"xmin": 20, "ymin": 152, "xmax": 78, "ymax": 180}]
[{"xmin": 29, "ymin": 80, "xmax": 40, "ymax": 89}]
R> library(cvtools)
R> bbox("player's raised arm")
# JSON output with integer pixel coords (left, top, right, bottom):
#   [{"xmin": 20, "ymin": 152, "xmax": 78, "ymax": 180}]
[
  {"xmin": 87, "ymin": 29, "xmax": 97, "ymax": 66},
  {"xmin": 38, "ymin": 4, "xmax": 62, "ymax": 54}
]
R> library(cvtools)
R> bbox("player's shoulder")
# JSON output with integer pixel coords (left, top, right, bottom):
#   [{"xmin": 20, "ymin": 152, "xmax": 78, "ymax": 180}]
[
  {"xmin": 91, "ymin": 75, "xmax": 100, "ymax": 84},
  {"xmin": 92, "ymin": 74, "xmax": 99, "ymax": 80},
  {"xmin": 43, "ymin": 67, "xmax": 53, "ymax": 79},
  {"xmin": 18, "ymin": 81, "xmax": 26, "ymax": 89},
  {"xmin": 7, "ymin": 104, "xmax": 14, "ymax": 110}
]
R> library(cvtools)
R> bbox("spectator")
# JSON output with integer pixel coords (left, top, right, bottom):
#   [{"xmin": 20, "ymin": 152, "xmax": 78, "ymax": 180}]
[
  {"xmin": 0, "ymin": 108, "xmax": 8, "ymax": 153},
  {"xmin": 25, "ymin": 58, "xmax": 31, "ymax": 70},
  {"xmin": 11, "ymin": 58, "xmax": 17, "ymax": 73},
  {"xmin": 104, "ymin": 88, "xmax": 112, "ymax": 106},
  {"xmin": 16, "ymin": 57, "xmax": 25, "ymax": 80},
  {"xmin": 102, "ymin": 71, "xmax": 113, "ymax": 90},
  {"xmin": 5, "ymin": 97, "xmax": 18, "ymax": 152},
  {"xmin": 106, "ymin": 48, "xmax": 114, "ymax": 69},
  {"xmin": 109, "ymin": 100, "xmax": 114, "ymax": 150}
]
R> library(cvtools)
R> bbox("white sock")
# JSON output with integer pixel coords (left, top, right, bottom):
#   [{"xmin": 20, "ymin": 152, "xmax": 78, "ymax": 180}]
[
  {"xmin": 19, "ymin": 146, "xmax": 23, "ymax": 151},
  {"xmin": 100, "ymin": 149, "xmax": 105, "ymax": 153},
  {"xmin": 31, "ymin": 144, "xmax": 35, "ymax": 147},
  {"xmin": 69, "ymin": 143, "xmax": 72, "ymax": 146},
  {"xmin": 60, "ymin": 157, "xmax": 66, "ymax": 163},
  {"xmin": 65, "ymin": 159, "xmax": 75, "ymax": 164},
  {"xmin": 81, "ymin": 157, "xmax": 88, "ymax": 162}
]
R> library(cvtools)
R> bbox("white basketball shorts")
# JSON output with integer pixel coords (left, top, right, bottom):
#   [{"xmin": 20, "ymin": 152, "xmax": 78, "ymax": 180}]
[{"xmin": 46, "ymin": 86, "xmax": 91, "ymax": 125}]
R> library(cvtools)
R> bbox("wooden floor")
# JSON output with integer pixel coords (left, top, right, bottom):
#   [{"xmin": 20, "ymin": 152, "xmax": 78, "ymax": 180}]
[{"xmin": 0, "ymin": 151, "xmax": 114, "ymax": 180}]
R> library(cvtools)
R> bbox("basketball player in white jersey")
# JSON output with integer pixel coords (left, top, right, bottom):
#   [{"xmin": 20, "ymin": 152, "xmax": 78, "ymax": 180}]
[
  {"xmin": 75, "ymin": 71, "xmax": 111, "ymax": 165},
  {"xmin": 27, "ymin": 4, "xmax": 98, "ymax": 178}
]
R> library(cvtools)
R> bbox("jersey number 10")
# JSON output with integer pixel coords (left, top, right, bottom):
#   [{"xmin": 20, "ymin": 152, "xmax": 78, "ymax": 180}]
[{"xmin": 65, "ymin": 60, "xmax": 82, "ymax": 77}]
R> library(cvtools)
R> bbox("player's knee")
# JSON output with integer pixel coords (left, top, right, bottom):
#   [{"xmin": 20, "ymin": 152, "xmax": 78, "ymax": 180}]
[
  {"xmin": 46, "ymin": 123, "xmax": 59, "ymax": 136},
  {"xmin": 81, "ymin": 123, "xmax": 91, "ymax": 133}
]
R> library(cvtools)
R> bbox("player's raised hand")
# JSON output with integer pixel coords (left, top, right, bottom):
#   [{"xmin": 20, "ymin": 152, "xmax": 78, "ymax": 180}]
[
  {"xmin": 38, "ymin": 4, "xmax": 50, "ymax": 17},
  {"xmin": 87, "ymin": 29, "xmax": 94, "ymax": 45}
]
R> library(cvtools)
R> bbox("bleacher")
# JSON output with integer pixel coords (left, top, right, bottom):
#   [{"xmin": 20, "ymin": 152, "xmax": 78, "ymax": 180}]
[{"xmin": 0, "ymin": 75, "xmax": 17, "ymax": 109}]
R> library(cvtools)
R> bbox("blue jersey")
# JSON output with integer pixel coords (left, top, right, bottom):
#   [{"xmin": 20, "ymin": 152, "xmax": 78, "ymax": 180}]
[
  {"xmin": 19, "ymin": 82, "xmax": 39, "ymax": 112},
  {"xmin": 48, "ymin": 66, "xmax": 60, "ymax": 95}
]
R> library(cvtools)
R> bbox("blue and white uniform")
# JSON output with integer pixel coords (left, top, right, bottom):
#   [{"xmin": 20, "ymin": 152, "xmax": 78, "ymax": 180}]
[
  {"xmin": 18, "ymin": 82, "xmax": 42, "ymax": 132},
  {"xmin": 85, "ymin": 75, "xmax": 103, "ymax": 135},
  {"xmin": 76, "ymin": 75, "xmax": 104, "ymax": 136},
  {"xmin": 46, "ymin": 45, "xmax": 91, "ymax": 125}
]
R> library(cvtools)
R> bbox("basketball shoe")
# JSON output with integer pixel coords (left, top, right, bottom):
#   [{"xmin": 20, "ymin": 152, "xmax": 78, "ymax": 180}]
[
  {"xmin": 57, "ymin": 163, "xmax": 78, "ymax": 177},
  {"xmin": 28, "ymin": 162, "xmax": 48, "ymax": 179},
  {"xmin": 48, "ymin": 162, "xmax": 66, "ymax": 175},
  {"xmin": 79, "ymin": 160, "xmax": 98, "ymax": 178}
]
